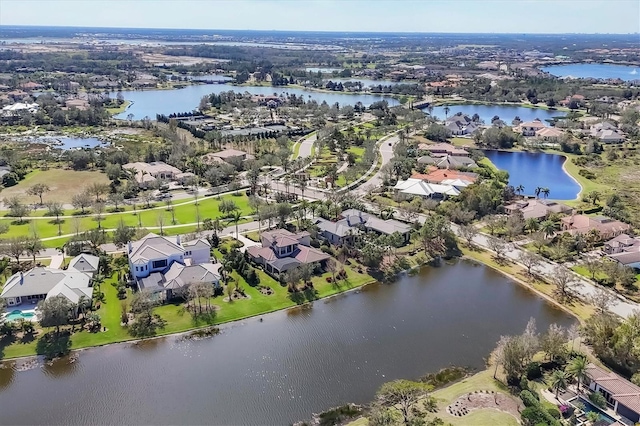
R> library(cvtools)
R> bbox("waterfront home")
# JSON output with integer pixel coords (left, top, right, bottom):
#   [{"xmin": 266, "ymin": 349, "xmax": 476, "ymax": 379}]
[
  {"xmin": 246, "ymin": 229, "xmax": 330, "ymax": 276},
  {"xmin": 1, "ymin": 254, "xmax": 99, "ymax": 309},
  {"xmin": 586, "ymin": 363, "xmax": 640, "ymax": 423},
  {"xmin": 208, "ymin": 149, "xmax": 253, "ymax": 163},
  {"xmin": 418, "ymin": 143, "xmax": 470, "ymax": 157},
  {"xmin": 128, "ymin": 233, "xmax": 220, "ymax": 299},
  {"xmin": 561, "ymin": 214, "xmax": 631, "ymax": 240},
  {"xmin": 315, "ymin": 209, "xmax": 412, "ymax": 246},
  {"xmin": 535, "ymin": 127, "xmax": 565, "ymax": 141},
  {"xmin": 444, "ymin": 113, "xmax": 480, "ymax": 135},
  {"xmin": 123, "ymin": 161, "xmax": 184, "ymax": 188},
  {"xmin": 518, "ymin": 119, "xmax": 547, "ymax": 136},
  {"xmin": 394, "ymin": 178, "xmax": 462, "ymax": 199},
  {"xmin": 504, "ymin": 199, "xmax": 572, "ymax": 221},
  {"xmin": 417, "ymin": 154, "xmax": 478, "ymax": 169},
  {"xmin": 411, "ymin": 169, "xmax": 478, "ymax": 185},
  {"xmin": 604, "ymin": 234, "xmax": 640, "ymax": 269},
  {"xmin": 590, "ymin": 122, "xmax": 625, "ymax": 143},
  {"xmin": 559, "ymin": 94, "xmax": 586, "ymax": 107}
]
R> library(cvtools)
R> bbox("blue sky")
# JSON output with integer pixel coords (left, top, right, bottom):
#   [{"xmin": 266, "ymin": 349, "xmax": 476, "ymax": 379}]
[{"xmin": 1, "ymin": 0, "xmax": 639, "ymax": 34}]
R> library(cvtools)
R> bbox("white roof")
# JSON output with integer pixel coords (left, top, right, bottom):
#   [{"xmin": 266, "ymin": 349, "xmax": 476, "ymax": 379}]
[
  {"xmin": 129, "ymin": 233, "xmax": 184, "ymax": 263},
  {"xmin": 441, "ymin": 178, "xmax": 473, "ymax": 188},
  {"xmin": 394, "ymin": 178, "xmax": 460, "ymax": 197},
  {"xmin": 67, "ymin": 253, "xmax": 100, "ymax": 273},
  {"xmin": 1, "ymin": 267, "xmax": 92, "ymax": 305}
]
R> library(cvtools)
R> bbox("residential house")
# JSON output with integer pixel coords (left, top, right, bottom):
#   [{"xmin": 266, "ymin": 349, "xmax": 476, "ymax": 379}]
[
  {"xmin": 128, "ymin": 233, "xmax": 220, "ymax": 299},
  {"xmin": 417, "ymin": 154, "xmax": 478, "ymax": 169},
  {"xmin": 503, "ymin": 199, "xmax": 572, "ymax": 221},
  {"xmin": 20, "ymin": 81, "xmax": 44, "ymax": 91},
  {"xmin": 444, "ymin": 113, "xmax": 481, "ymax": 135},
  {"xmin": 411, "ymin": 169, "xmax": 478, "ymax": 185},
  {"xmin": 205, "ymin": 149, "xmax": 254, "ymax": 164},
  {"xmin": 418, "ymin": 143, "xmax": 470, "ymax": 157},
  {"xmin": 1, "ymin": 254, "xmax": 99, "ymax": 310},
  {"xmin": 518, "ymin": 119, "xmax": 547, "ymax": 136},
  {"xmin": 561, "ymin": 214, "xmax": 631, "ymax": 240},
  {"xmin": 590, "ymin": 122, "xmax": 625, "ymax": 143},
  {"xmin": 535, "ymin": 127, "xmax": 565, "ymax": 141},
  {"xmin": 559, "ymin": 94, "xmax": 586, "ymax": 107},
  {"xmin": 123, "ymin": 161, "xmax": 183, "ymax": 188},
  {"xmin": 246, "ymin": 229, "xmax": 330, "ymax": 276},
  {"xmin": 586, "ymin": 363, "xmax": 640, "ymax": 423},
  {"xmin": 315, "ymin": 209, "xmax": 412, "ymax": 246},
  {"xmin": 394, "ymin": 178, "xmax": 462, "ymax": 199},
  {"xmin": 604, "ymin": 234, "xmax": 640, "ymax": 269}
]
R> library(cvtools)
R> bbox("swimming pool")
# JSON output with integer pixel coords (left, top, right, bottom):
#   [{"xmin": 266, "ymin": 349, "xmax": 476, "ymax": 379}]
[
  {"xmin": 4, "ymin": 310, "xmax": 36, "ymax": 322},
  {"xmin": 570, "ymin": 397, "xmax": 618, "ymax": 425}
]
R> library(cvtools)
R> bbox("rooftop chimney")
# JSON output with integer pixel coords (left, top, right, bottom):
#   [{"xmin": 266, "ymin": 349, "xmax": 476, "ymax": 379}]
[
  {"xmin": 128, "ymin": 241, "xmax": 133, "ymax": 254},
  {"xmin": 176, "ymin": 234, "xmax": 181, "ymax": 246}
]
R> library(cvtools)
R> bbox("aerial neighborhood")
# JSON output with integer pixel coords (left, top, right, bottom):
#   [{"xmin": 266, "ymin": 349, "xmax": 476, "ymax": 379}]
[{"xmin": 0, "ymin": 19, "xmax": 640, "ymax": 426}]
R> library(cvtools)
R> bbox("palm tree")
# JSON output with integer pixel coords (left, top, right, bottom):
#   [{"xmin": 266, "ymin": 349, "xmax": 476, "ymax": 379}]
[
  {"xmin": 566, "ymin": 356, "xmax": 588, "ymax": 394},
  {"xmin": 443, "ymin": 106, "xmax": 450, "ymax": 120},
  {"xmin": 546, "ymin": 369, "xmax": 570, "ymax": 399},
  {"xmin": 534, "ymin": 186, "xmax": 542, "ymax": 199},
  {"xmin": 525, "ymin": 217, "xmax": 539, "ymax": 234},
  {"xmin": 541, "ymin": 187, "xmax": 550, "ymax": 199},
  {"xmin": 515, "ymin": 184, "xmax": 525, "ymax": 196},
  {"xmin": 540, "ymin": 220, "xmax": 557, "ymax": 239},
  {"xmin": 230, "ymin": 210, "xmax": 242, "ymax": 238}
]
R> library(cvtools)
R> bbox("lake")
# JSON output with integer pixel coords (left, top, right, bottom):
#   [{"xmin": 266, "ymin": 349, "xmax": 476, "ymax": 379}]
[
  {"xmin": 483, "ymin": 150, "xmax": 581, "ymax": 200},
  {"xmin": 113, "ymin": 83, "xmax": 400, "ymax": 119},
  {"xmin": 540, "ymin": 63, "xmax": 640, "ymax": 81},
  {"xmin": 0, "ymin": 260, "xmax": 574, "ymax": 425},
  {"xmin": 424, "ymin": 104, "xmax": 562, "ymax": 125}
]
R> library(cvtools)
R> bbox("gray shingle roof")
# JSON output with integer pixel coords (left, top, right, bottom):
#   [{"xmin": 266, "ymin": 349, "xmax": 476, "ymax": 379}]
[
  {"xmin": 129, "ymin": 233, "xmax": 184, "ymax": 263},
  {"xmin": 68, "ymin": 254, "xmax": 100, "ymax": 273},
  {"xmin": 1, "ymin": 267, "xmax": 92, "ymax": 304}
]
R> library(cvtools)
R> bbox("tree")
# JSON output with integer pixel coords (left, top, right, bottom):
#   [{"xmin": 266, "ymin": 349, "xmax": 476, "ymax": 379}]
[
  {"xmin": 93, "ymin": 202, "xmax": 106, "ymax": 229},
  {"xmin": 45, "ymin": 201, "xmax": 64, "ymax": 236},
  {"xmin": 459, "ymin": 224, "xmax": 478, "ymax": 247},
  {"xmin": 3, "ymin": 236, "xmax": 27, "ymax": 264},
  {"xmin": 27, "ymin": 183, "xmax": 50, "ymax": 205},
  {"xmin": 25, "ymin": 236, "xmax": 43, "ymax": 265},
  {"xmin": 376, "ymin": 380, "xmax": 433, "ymax": 425},
  {"xmin": 139, "ymin": 190, "xmax": 154, "ymax": 209},
  {"xmin": 587, "ymin": 191, "xmax": 601, "ymax": 206},
  {"xmin": 485, "ymin": 215, "xmax": 505, "ymax": 236},
  {"xmin": 87, "ymin": 182, "xmax": 109, "ymax": 203},
  {"xmin": 487, "ymin": 237, "xmax": 507, "ymax": 260},
  {"xmin": 589, "ymin": 288, "xmax": 616, "ymax": 315},
  {"xmin": 546, "ymin": 369, "xmax": 569, "ymax": 399},
  {"xmin": 38, "ymin": 295, "xmax": 74, "ymax": 334},
  {"xmin": 518, "ymin": 250, "xmax": 542, "ymax": 276},
  {"xmin": 566, "ymin": 355, "xmax": 588, "ymax": 394},
  {"xmin": 107, "ymin": 192, "xmax": 125, "ymax": 211},
  {"xmin": 540, "ymin": 220, "xmax": 557, "ymax": 239},
  {"xmin": 540, "ymin": 324, "xmax": 567, "ymax": 361},
  {"xmin": 4, "ymin": 196, "xmax": 30, "ymax": 223},
  {"xmin": 71, "ymin": 191, "xmax": 92, "ymax": 214},
  {"xmin": 165, "ymin": 199, "xmax": 176, "ymax": 224},
  {"xmin": 525, "ymin": 217, "xmax": 539, "ymax": 234},
  {"xmin": 552, "ymin": 267, "xmax": 575, "ymax": 301},
  {"xmin": 113, "ymin": 220, "xmax": 135, "ymax": 248},
  {"xmin": 156, "ymin": 213, "xmax": 166, "ymax": 235}
]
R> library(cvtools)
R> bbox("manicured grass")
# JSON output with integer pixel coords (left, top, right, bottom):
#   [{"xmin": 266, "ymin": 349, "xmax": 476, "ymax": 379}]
[
  {"xmin": 431, "ymin": 370, "xmax": 518, "ymax": 426},
  {"xmin": 560, "ymin": 153, "xmax": 610, "ymax": 201},
  {"xmin": 478, "ymin": 157, "xmax": 498, "ymax": 171},
  {"xmin": 2, "ymin": 169, "xmax": 110, "ymax": 204},
  {"xmin": 0, "ymin": 256, "xmax": 375, "ymax": 359},
  {"xmin": 450, "ymin": 137, "xmax": 474, "ymax": 147},
  {"xmin": 0, "ymin": 194, "xmax": 253, "ymax": 240},
  {"xmin": 347, "ymin": 146, "xmax": 365, "ymax": 159},
  {"xmin": 105, "ymin": 100, "xmax": 131, "ymax": 115}
]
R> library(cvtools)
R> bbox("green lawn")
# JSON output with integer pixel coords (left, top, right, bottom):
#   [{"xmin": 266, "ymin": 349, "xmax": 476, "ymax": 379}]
[
  {"xmin": 1, "ymin": 193, "xmax": 253, "ymax": 240},
  {"xmin": 0, "ymin": 257, "xmax": 375, "ymax": 360},
  {"xmin": 347, "ymin": 146, "xmax": 365, "ymax": 160}
]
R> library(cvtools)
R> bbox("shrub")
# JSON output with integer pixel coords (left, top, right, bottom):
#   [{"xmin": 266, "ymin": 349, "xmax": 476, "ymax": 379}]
[
  {"xmin": 219, "ymin": 246, "xmax": 228, "ymax": 255},
  {"xmin": 520, "ymin": 390, "xmax": 540, "ymax": 408},
  {"xmin": 578, "ymin": 169, "xmax": 596, "ymax": 180},
  {"xmin": 526, "ymin": 361, "xmax": 543, "ymax": 379},
  {"xmin": 547, "ymin": 406, "xmax": 561, "ymax": 419},
  {"xmin": 589, "ymin": 391, "xmax": 607, "ymax": 409}
]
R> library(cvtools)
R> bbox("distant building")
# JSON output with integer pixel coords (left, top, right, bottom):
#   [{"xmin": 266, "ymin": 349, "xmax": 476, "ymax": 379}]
[
  {"xmin": 418, "ymin": 143, "xmax": 470, "ymax": 157},
  {"xmin": 315, "ymin": 209, "xmax": 412, "ymax": 246},
  {"xmin": 503, "ymin": 199, "xmax": 572, "ymax": 221},
  {"xmin": 586, "ymin": 363, "xmax": 640, "ymax": 423},
  {"xmin": 561, "ymin": 214, "xmax": 631, "ymax": 240},
  {"xmin": 604, "ymin": 234, "xmax": 640, "ymax": 269},
  {"xmin": 590, "ymin": 122, "xmax": 625, "ymax": 143},
  {"xmin": 123, "ymin": 161, "xmax": 183, "ymax": 188},
  {"xmin": 417, "ymin": 154, "xmax": 478, "ymax": 169},
  {"xmin": 518, "ymin": 119, "xmax": 547, "ymax": 136}
]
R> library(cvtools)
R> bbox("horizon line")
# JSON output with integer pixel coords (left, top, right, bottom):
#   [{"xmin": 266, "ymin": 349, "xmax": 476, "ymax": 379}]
[{"xmin": 0, "ymin": 24, "xmax": 637, "ymax": 36}]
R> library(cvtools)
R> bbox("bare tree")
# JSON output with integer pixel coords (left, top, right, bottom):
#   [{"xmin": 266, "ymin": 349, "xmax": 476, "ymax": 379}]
[
  {"xmin": 552, "ymin": 267, "xmax": 575, "ymax": 301},
  {"xmin": 485, "ymin": 215, "xmax": 506, "ymax": 236},
  {"xmin": 583, "ymin": 257, "xmax": 603, "ymax": 280},
  {"xmin": 487, "ymin": 237, "xmax": 507, "ymax": 260},
  {"xmin": 518, "ymin": 250, "xmax": 542, "ymax": 276},
  {"xmin": 157, "ymin": 212, "xmax": 166, "ymax": 235},
  {"xmin": 459, "ymin": 224, "xmax": 478, "ymax": 247},
  {"xmin": 93, "ymin": 202, "xmax": 106, "ymax": 229},
  {"xmin": 588, "ymin": 288, "xmax": 616, "ymax": 314},
  {"xmin": 165, "ymin": 199, "xmax": 176, "ymax": 224},
  {"xmin": 325, "ymin": 258, "xmax": 338, "ymax": 283}
]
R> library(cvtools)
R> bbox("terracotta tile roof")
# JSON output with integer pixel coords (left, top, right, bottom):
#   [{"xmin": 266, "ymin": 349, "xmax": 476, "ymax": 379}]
[
  {"xmin": 586, "ymin": 363, "xmax": 640, "ymax": 414},
  {"xmin": 411, "ymin": 169, "xmax": 478, "ymax": 184}
]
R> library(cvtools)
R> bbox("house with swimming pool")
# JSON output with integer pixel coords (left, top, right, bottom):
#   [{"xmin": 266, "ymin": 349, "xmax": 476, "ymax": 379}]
[
  {"xmin": 1, "ymin": 254, "xmax": 99, "ymax": 309},
  {"xmin": 586, "ymin": 363, "xmax": 640, "ymax": 423}
]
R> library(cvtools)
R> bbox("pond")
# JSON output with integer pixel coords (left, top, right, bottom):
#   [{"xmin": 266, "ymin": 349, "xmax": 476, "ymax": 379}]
[
  {"xmin": 113, "ymin": 83, "xmax": 400, "ymax": 119},
  {"xmin": 483, "ymin": 150, "xmax": 581, "ymax": 200},
  {"xmin": 0, "ymin": 260, "xmax": 574, "ymax": 425},
  {"xmin": 424, "ymin": 104, "xmax": 563, "ymax": 125},
  {"xmin": 540, "ymin": 63, "xmax": 640, "ymax": 81},
  {"xmin": 35, "ymin": 137, "xmax": 105, "ymax": 150}
]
